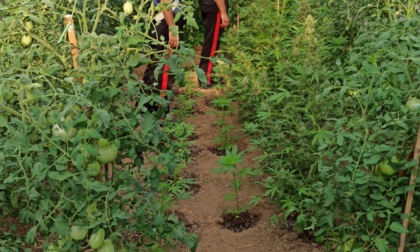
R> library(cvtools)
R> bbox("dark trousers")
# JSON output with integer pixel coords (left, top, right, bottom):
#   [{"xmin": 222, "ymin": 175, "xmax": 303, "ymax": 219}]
[
  {"xmin": 142, "ymin": 18, "xmax": 185, "ymax": 114},
  {"xmin": 144, "ymin": 19, "xmax": 185, "ymax": 92},
  {"xmin": 199, "ymin": 0, "xmax": 229, "ymax": 86}
]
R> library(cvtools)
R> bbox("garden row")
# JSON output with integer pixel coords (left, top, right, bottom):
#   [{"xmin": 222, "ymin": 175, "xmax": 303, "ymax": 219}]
[
  {"xmin": 222, "ymin": 0, "xmax": 420, "ymax": 251},
  {"xmin": 0, "ymin": 0, "xmax": 201, "ymax": 251}
]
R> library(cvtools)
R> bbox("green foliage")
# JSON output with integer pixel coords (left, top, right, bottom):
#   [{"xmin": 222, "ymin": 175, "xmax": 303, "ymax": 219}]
[
  {"xmin": 172, "ymin": 94, "xmax": 197, "ymax": 120},
  {"xmin": 225, "ymin": 0, "xmax": 420, "ymax": 250},
  {"xmin": 0, "ymin": 0, "xmax": 198, "ymax": 250},
  {"xmin": 211, "ymin": 97, "xmax": 236, "ymax": 150},
  {"xmin": 214, "ymin": 145, "xmax": 258, "ymax": 216}
]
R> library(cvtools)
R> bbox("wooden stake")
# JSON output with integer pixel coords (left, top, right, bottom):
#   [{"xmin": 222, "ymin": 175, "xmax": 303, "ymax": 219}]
[
  {"xmin": 398, "ymin": 125, "xmax": 420, "ymax": 252},
  {"xmin": 64, "ymin": 14, "xmax": 79, "ymax": 69}
]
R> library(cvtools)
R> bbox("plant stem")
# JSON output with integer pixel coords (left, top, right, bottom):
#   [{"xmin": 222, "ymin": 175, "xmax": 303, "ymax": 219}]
[
  {"xmin": 0, "ymin": 103, "xmax": 26, "ymax": 119},
  {"xmin": 82, "ymin": 0, "xmax": 88, "ymax": 33},
  {"xmin": 91, "ymin": 0, "xmax": 109, "ymax": 34},
  {"xmin": 29, "ymin": 33, "xmax": 67, "ymax": 66},
  {"xmin": 233, "ymin": 171, "xmax": 240, "ymax": 213}
]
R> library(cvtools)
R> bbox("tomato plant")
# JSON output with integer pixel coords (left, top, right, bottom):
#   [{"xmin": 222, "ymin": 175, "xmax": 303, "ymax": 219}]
[{"xmin": 0, "ymin": 0, "xmax": 198, "ymax": 251}]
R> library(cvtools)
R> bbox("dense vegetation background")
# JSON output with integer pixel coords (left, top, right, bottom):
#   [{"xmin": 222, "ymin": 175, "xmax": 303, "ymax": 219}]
[
  {"xmin": 223, "ymin": 0, "xmax": 420, "ymax": 251},
  {"xmin": 1, "ymin": 0, "xmax": 420, "ymax": 251}
]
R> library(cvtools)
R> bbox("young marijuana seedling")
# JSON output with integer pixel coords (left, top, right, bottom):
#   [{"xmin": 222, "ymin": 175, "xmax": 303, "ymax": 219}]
[
  {"xmin": 173, "ymin": 94, "xmax": 196, "ymax": 120},
  {"xmin": 214, "ymin": 145, "xmax": 257, "ymax": 217},
  {"xmin": 211, "ymin": 97, "xmax": 235, "ymax": 150}
]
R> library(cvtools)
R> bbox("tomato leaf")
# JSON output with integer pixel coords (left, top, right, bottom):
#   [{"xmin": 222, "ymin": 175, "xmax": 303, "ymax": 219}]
[
  {"xmin": 336, "ymin": 134, "xmax": 344, "ymax": 146},
  {"xmin": 363, "ymin": 154, "xmax": 381, "ymax": 165},
  {"xmin": 374, "ymin": 144, "xmax": 394, "ymax": 152},
  {"xmin": 0, "ymin": 116, "xmax": 8, "ymax": 128},
  {"xmin": 53, "ymin": 215, "xmax": 70, "ymax": 236},
  {"xmin": 96, "ymin": 109, "xmax": 110, "ymax": 127},
  {"xmin": 126, "ymin": 36, "xmax": 145, "ymax": 46},
  {"xmin": 323, "ymin": 184, "xmax": 335, "ymax": 207},
  {"xmin": 84, "ymin": 179, "xmax": 109, "ymax": 192},
  {"xmin": 142, "ymin": 113, "xmax": 154, "ymax": 135},
  {"xmin": 390, "ymin": 221, "xmax": 409, "ymax": 233},
  {"xmin": 25, "ymin": 226, "xmax": 37, "ymax": 244},
  {"xmin": 127, "ymin": 54, "xmax": 143, "ymax": 67},
  {"xmin": 335, "ymin": 175, "xmax": 350, "ymax": 182},
  {"xmin": 87, "ymin": 128, "xmax": 102, "ymax": 139},
  {"xmin": 42, "ymin": 0, "xmax": 54, "ymax": 8},
  {"xmin": 28, "ymin": 15, "xmax": 46, "ymax": 24},
  {"xmin": 374, "ymin": 238, "xmax": 389, "ymax": 252},
  {"xmin": 47, "ymin": 171, "xmax": 73, "ymax": 181}
]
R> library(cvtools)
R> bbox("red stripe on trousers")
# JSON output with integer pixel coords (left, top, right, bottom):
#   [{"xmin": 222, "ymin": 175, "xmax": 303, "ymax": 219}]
[
  {"xmin": 162, "ymin": 50, "xmax": 172, "ymax": 91},
  {"xmin": 206, "ymin": 11, "xmax": 221, "ymax": 86},
  {"xmin": 162, "ymin": 64, "xmax": 169, "ymax": 91}
]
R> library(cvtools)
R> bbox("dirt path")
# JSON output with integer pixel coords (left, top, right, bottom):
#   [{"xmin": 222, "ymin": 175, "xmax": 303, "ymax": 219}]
[{"xmin": 170, "ymin": 85, "xmax": 325, "ymax": 252}]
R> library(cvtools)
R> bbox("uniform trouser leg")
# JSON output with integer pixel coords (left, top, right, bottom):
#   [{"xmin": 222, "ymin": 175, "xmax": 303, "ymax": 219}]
[
  {"xmin": 142, "ymin": 20, "xmax": 184, "ymax": 115},
  {"xmin": 199, "ymin": 11, "xmax": 224, "ymax": 86},
  {"xmin": 143, "ymin": 22, "xmax": 172, "ymax": 95}
]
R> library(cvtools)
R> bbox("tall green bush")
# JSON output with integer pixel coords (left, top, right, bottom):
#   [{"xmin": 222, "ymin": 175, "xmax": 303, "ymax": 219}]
[
  {"xmin": 0, "ymin": 0, "xmax": 198, "ymax": 251},
  {"xmin": 224, "ymin": 0, "xmax": 420, "ymax": 251}
]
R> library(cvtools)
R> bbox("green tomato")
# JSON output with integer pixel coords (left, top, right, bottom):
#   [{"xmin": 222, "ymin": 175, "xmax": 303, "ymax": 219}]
[
  {"xmin": 79, "ymin": 146, "xmax": 90, "ymax": 160},
  {"xmin": 378, "ymin": 157, "xmax": 398, "ymax": 177},
  {"xmin": 21, "ymin": 35, "xmax": 32, "ymax": 46},
  {"xmin": 87, "ymin": 161, "xmax": 101, "ymax": 177},
  {"xmin": 25, "ymin": 21, "xmax": 33, "ymax": 32},
  {"xmin": 89, "ymin": 228, "xmax": 105, "ymax": 249},
  {"xmin": 96, "ymin": 142, "xmax": 118, "ymax": 164},
  {"xmin": 123, "ymin": 2, "xmax": 134, "ymax": 15},
  {"xmin": 97, "ymin": 138, "xmax": 110, "ymax": 147},
  {"xmin": 336, "ymin": 238, "xmax": 354, "ymax": 252},
  {"xmin": 67, "ymin": 127, "xmax": 77, "ymax": 139},
  {"xmin": 70, "ymin": 225, "xmax": 89, "ymax": 241},
  {"xmin": 98, "ymin": 239, "xmax": 115, "ymax": 252},
  {"xmin": 52, "ymin": 124, "xmax": 77, "ymax": 141},
  {"xmin": 46, "ymin": 244, "xmax": 60, "ymax": 252},
  {"xmin": 52, "ymin": 124, "xmax": 67, "ymax": 138},
  {"xmin": 406, "ymin": 98, "xmax": 420, "ymax": 112},
  {"xmin": 344, "ymin": 238, "xmax": 354, "ymax": 251}
]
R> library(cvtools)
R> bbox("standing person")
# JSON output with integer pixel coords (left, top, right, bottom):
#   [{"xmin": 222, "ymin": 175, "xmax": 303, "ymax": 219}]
[
  {"xmin": 142, "ymin": 0, "xmax": 185, "ymax": 116},
  {"xmin": 199, "ymin": 0, "xmax": 229, "ymax": 87}
]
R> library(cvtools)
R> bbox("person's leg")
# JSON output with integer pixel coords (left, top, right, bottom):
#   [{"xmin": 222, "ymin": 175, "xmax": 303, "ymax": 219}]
[
  {"xmin": 144, "ymin": 21, "xmax": 169, "ymax": 90},
  {"xmin": 142, "ymin": 19, "xmax": 185, "ymax": 117},
  {"xmin": 142, "ymin": 21, "xmax": 170, "ymax": 114},
  {"xmin": 157, "ymin": 18, "xmax": 185, "ymax": 95},
  {"xmin": 199, "ymin": 8, "xmax": 225, "ymax": 87}
]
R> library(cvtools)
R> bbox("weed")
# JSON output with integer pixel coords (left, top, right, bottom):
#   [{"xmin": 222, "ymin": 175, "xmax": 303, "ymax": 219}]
[{"xmin": 213, "ymin": 145, "xmax": 258, "ymax": 217}]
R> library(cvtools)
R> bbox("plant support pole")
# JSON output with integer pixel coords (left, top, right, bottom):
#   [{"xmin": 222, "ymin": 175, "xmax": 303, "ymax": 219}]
[
  {"xmin": 64, "ymin": 14, "xmax": 79, "ymax": 69},
  {"xmin": 398, "ymin": 125, "xmax": 420, "ymax": 252}
]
